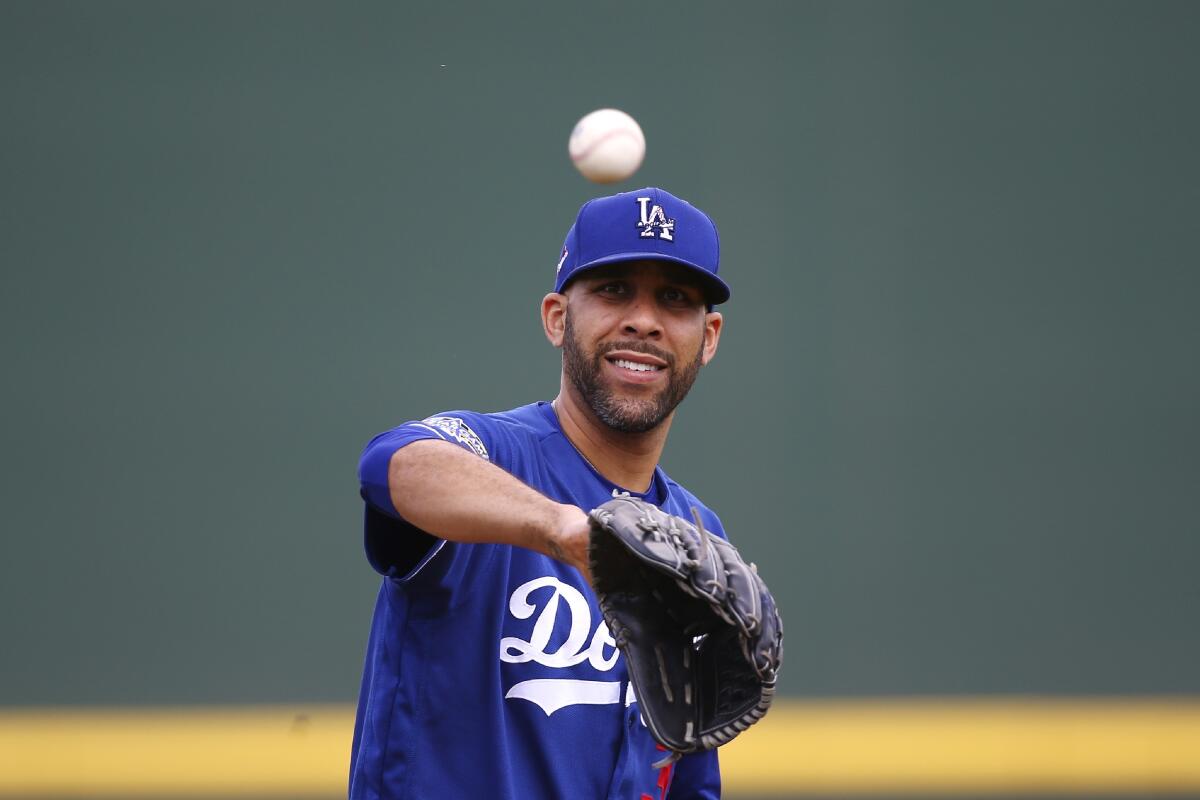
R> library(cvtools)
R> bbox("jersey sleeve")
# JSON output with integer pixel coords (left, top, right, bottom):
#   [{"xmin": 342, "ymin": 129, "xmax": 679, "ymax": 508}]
[
  {"xmin": 667, "ymin": 749, "xmax": 720, "ymax": 799},
  {"xmin": 357, "ymin": 411, "xmax": 498, "ymax": 578}
]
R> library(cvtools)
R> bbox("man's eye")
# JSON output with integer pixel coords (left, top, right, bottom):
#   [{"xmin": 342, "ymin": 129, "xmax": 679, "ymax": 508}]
[
  {"xmin": 599, "ymin": 282, "xmax": 626, "ymax": 294},
  {"xmin": 662, "ymin": 287, "xmax": 694, "ymax": 304}
]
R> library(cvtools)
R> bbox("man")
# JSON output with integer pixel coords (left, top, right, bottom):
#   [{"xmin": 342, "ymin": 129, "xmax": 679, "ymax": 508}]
[{"xmin": 352, "ymin": 187, "xmax": 732, "ymax": 799}]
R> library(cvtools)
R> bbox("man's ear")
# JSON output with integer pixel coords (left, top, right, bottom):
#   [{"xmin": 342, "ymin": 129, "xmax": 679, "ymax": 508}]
[
  {"xmin": 541, "ymin": 293, "xmax": 567, "ymax": 347},
  {"xmin": 701, "ymin": 310, "xmax": 723, "ymax": 365}
]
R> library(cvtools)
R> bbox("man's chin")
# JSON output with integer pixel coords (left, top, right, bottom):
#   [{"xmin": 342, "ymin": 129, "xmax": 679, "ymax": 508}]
[
  {"xmin": 594, "ymin": 396, "xmax": 670, "ymax": 434},
  {"xmin": 598, "ymin": 383, "xmax": 663, "ymax": 411}
]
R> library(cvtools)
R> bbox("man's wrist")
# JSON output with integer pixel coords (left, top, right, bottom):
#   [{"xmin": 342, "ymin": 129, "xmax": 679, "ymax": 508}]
[{"xmin": 544, "ymin": 503, "xmax": 592, "ymax": 582}]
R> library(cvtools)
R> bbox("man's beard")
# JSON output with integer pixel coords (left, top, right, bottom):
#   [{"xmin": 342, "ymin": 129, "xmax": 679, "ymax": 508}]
[{"xmin": 562, "ymin": 310, "xmax": 704, "ymax": 434}]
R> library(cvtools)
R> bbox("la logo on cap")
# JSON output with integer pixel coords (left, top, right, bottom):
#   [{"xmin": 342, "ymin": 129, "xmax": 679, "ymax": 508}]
[{"xmin": 635, "ymin": 197, "xmax": 675, "ymax": 242}]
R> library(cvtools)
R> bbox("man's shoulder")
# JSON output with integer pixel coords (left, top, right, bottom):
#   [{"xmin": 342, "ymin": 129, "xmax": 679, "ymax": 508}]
[
  {"xmin": 481, "ymin": 401, "xmax": 556, "ymax": 434},
  {"xmin": 423, "ymin": 401, "xmax": 552, "ymax": 437},
  {"xmin": 657, "ymin": 470, "xmax": 727, "ymax": 538},
  {"xmin": 659, "ymin": 472, "xmax": 711, "ymax": 510},
  {"xmin": 413, "ymin": 402, "xmax": 553, "ymax": 457}
]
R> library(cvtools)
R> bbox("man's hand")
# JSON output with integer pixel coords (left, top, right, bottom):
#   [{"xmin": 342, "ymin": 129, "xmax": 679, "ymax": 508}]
[{"xmin": 545, "ymin": 504, "xmax": 594, "ymax": 585}]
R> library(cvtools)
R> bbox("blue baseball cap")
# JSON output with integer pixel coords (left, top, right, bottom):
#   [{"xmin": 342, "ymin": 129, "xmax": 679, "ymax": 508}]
[{"xmin": 554, "ymin": 187, "xmax": 730, "ymax": 304}]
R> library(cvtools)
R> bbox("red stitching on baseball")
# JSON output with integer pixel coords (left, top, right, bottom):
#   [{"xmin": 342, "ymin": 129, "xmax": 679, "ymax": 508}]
[{"xmin": 570, "ymin": 128, "xmax": 643, "ymax": 164}]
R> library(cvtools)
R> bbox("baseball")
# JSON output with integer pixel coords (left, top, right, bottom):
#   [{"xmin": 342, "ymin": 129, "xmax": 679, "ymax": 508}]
[{"xmin": 568, "ymin": 108, "xmax": 646, "ymax": 184}]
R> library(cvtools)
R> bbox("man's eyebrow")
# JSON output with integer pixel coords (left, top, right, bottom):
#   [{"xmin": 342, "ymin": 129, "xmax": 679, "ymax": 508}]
[{"xmin": 580, "ymin": 263, "xmax": 707, "ymax": 296}]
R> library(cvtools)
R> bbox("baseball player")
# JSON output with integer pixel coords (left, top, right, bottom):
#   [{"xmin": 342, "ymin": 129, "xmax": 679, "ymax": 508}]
[{"xmin": 351, "ymin": 187, "xmax": 732, "ymax": 798}]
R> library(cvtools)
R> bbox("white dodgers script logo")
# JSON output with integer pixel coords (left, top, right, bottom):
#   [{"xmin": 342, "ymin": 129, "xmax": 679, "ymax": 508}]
[
  {"xmin": 501, "ymin": 577, "xmax": 636, "ymax": 715},
  {"xmin": 636, "ymin": 197, "xmax": 675, "ymax": 241}
]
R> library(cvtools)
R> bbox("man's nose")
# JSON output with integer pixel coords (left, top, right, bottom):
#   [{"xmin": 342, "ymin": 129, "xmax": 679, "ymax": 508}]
[{"xmin": 621, "ymin": 296, "xmax": 662, "ymax": 339}]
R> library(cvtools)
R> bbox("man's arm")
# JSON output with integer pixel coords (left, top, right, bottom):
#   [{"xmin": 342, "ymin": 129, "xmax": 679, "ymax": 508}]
[{"xmin": 388, "ymin": 438, "xmax": 593, "ymax": 582}]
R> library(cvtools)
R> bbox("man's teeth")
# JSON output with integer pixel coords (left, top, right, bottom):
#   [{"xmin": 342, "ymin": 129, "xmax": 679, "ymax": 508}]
[{"xmin": 613, "ymin": 358, "xmax": 661, "ymax": 373}]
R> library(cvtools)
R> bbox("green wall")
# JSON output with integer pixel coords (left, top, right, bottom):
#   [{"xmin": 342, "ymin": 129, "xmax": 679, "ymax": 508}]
[{"xmin": 2, "ymin": 1, "xmax": 1197, "ymax": 706}]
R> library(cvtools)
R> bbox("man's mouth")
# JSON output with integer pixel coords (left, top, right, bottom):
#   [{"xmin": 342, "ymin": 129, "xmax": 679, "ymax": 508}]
[
  {"xmin": 610, "ymin": 358, "xmax": 663, "ymax": 373},
  {"xmin": 604, "ymin": 348, "xmax": 669, "ymax": 374}
]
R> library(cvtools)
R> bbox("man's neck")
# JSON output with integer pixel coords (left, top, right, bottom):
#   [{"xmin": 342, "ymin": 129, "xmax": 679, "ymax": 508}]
[{"xmin": 551, "ymin": 381, "xmax": 671, "ymax": 494}]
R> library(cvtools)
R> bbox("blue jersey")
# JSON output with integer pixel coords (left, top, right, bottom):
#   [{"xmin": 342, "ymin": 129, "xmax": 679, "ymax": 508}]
[{"xmin": 351, "ymin": 401, "xmax": 722, "ymax": 799}]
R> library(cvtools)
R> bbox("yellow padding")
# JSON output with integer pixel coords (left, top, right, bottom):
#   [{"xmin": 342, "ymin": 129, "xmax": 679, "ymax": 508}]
[
  {"xmin": 0, "ymin": 705, "xmax": 353, "ymax": 797},
  {"xmin": 1, "ymin": 698, "xmax": 1199, "ymax": 796},
  {"xmin": 720, "ymin": 698, "xmax": 1200, "ymax": 794}
]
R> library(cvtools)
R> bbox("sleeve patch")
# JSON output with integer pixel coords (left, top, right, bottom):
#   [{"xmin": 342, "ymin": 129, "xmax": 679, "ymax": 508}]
[{"xmin": 421, "ymin": 416, "xmax": 490, "ymax": 461}]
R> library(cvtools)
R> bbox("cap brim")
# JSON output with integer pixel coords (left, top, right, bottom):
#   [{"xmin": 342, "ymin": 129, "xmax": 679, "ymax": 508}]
[{"xmin": 567, "ymin": 252, "xmax": 731, "ymax": 305}]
